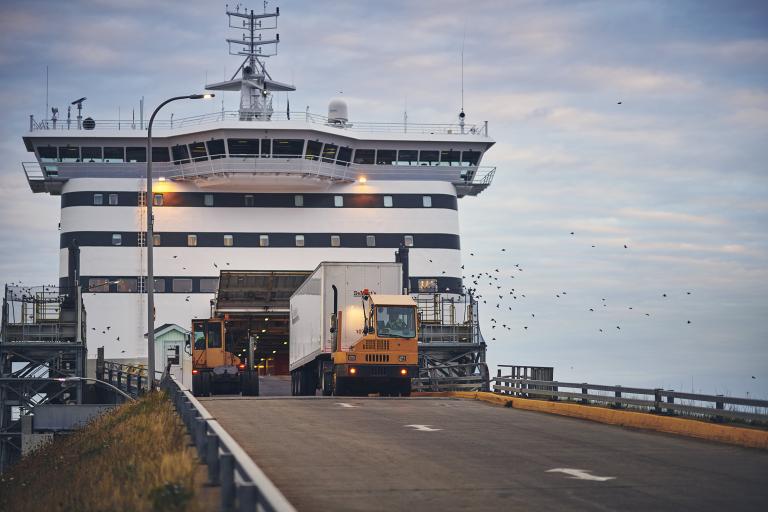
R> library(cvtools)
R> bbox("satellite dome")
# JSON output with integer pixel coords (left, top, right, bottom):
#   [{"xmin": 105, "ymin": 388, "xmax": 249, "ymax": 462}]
[{"xmin": 328, "ymin": 98, "xmax": 349, "ymax": 124}]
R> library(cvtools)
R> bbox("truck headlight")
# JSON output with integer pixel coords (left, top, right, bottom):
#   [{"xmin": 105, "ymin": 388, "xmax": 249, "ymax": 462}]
[
  {"xmin": 348, "ymin": 354, "xmax": 356, "ymax": 362},
  {"xmin": 398, "ymin": 355, "xmax": 407, "ymax": 362}
]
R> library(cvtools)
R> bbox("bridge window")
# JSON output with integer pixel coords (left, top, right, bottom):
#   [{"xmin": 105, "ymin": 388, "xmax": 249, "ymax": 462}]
[
  {"xmin": 336, "ymin": 146, "xmax": 352, "ymax": 166},
  {"xmin": 151, "ymin": 147, "xmax": 170, "ymax": 162},
  {"xmin": 88, "ymin": 278, "xmax": 110, "ymax": 293},
  {"xmin": 153, "ymin": 234, "xmax": 161, "ymax": 246},
  {"xmin": 423, "ymin": 195, "xmax": 432, "ymax": 208},
  {"xmin": 188, "ymin": 141, "xmax": 208, "ymax": 162},
  {"xmin": 353, "ymin": 149, "xmax": 375, "ymax": 164},
  {"xmin": 305, "ymin": 140, "xmax": 322, "ymax": 161},
  {"xmin": 200, "ymin": 278, "xmax": 219, "ymax": 293},
  {"xmin": 397, "ymin": 150, "xmax": 418, "ymax": 165},
  {"xmin": 366, "ymin": 235, "xmax": 376, "ymax": 247},
  {"xmin": 404, "ymin": 235, "xmax": 414, "ymax": 247},
  {"xmin": 204, "ymin": 194, "xmax": 214, "ymax": 207},
  {"xmin": 126, "ymin": 147, "xmax": 146, "ymax": 163},
  {"xmin": 295, "ymin": 235, "xmax": 305, "ymax": 247},
  {"xmin": 206, "ymin": 139, "xmax": 226, "ymax": 160},
  {"xmin": 272, "ymin": 139, "xmax": 304, "ymax": 158},
  {"xmin": 171, "ymin": 144, "xmax": 190, "ymax": 164},
  {"xmin": 440, "ymin": 150, "xmax": 461, "ymax": 166},
  {"xmin": 172, "ymin": 278, "xmax": 193, "ymax": 293},
  {"xmin": 108, "ymin": 193, "xmax": 118, "ymax": 206},
  {"xmin": 259, "ymin": 235, "xmax": 269, "ymax": 247},
  {"xmin": 418, "ymin": 279, "xmax": 438, "ymax": 293},
  {"xmin": 294, "ymin": 195, "xmax": 304, "ymax": 207},
  {"xmin": 376, "ymin": 149, "xmax": 396, "ymax": 165},
  {"xmin": 93, "ymin": 194, "xmax": 103, "ymax": 205},
  {"xmin": 223, "ymin": 234, "xmax": 233, "ymax": 247},
  {"xmin": 383, "ymin": 195, "xmax": 393, "ymax": 207},
  {"xmin": 58, "ymin": 146, "xmax": 79, "ymax": 162},
  {"xmin": 261, "ymin": 139, "xmax": 271, "ymax": 157},
  {"xmin": 82, "ymin": 147, "xmax": 103, "ymax": 162},
  {"xmin": 153, "ymin": 278, "xmax": 165, "ymax": 293},
  {"xmin": 153, "ymin": 194, "xmax": 163, "ymax": 206},
  {"xmin": 104, "ymin": 147, "xmax": 125, "ymax": 163},
  {"xmin": 116, "ymin": 278, "xmax": 137, "ymax": 293},
  {"xmin": 187, "ymin": 234, "xmax": 197, "ymax": 247},
  {"xmin": 334, "ymin": 195, "xmax": 344, "ymax": 207},
  {"xmin": 111, "ymin": 234, "xmax": 122, "ymax": 246},
  {"xmin": 38, "ymin": 146, "xmax": 57, "ymax": 162},
  {"xmin": 227, "ymin": 138, "xmax": 259, "ymax": 156},
  {"xmin": 245, "ymin": 194, "xmax": 254, "ymax": 207},
  {"xmin": 462, "ymin": 150, "xmax": 480, "ymax": 166},
  {"xmin": 419, "ymin": 150, "xmax": 439, "ymax": 166},
  {"xmin": 330, "ymin": 235, "xmax": 341, "ymax": 247},
  {"xmin": 322, "ymin": 143, "xmax": 338, "ymax": 163}
]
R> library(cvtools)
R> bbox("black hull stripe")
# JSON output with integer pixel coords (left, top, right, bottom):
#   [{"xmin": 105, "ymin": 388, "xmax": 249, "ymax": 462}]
[
  {"xmin": 60, "ymin": 232, "xmax": 461, "ymax": 249},
  {"xmin": 61, "ymin": 192, "xmax": 458, "ymax": 210},
  {"xmin": 61, "ymin": 276, "xmax": 463, "ymax": 294}
]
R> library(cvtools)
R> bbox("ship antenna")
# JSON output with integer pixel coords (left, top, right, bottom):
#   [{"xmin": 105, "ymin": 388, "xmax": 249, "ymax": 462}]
[{"xmin": 459, "ymin": 26, "xmax": 466, "ymax": 134}]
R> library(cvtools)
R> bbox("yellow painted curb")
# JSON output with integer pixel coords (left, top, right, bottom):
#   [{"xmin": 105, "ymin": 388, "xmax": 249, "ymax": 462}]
[{"xmin": 414, "ymin": 391, "xmax": 768, "ymax": 449}]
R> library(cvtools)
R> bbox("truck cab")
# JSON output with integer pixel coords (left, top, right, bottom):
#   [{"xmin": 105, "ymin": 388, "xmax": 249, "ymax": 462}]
[{"xmin": 191, "ymin": 318, "xmax": 259, "ymax": 396}]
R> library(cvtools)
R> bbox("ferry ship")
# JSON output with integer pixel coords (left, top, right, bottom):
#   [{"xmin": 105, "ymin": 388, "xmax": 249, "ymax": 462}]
[{"xmin": 20, "ymin": 5, "xmax": 495, "ymax": 379}]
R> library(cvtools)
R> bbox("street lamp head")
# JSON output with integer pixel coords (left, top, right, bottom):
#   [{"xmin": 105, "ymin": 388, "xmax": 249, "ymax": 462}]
[{"xmin": 189, "ymin": 93, "xmax": 215, "ymax": 100}]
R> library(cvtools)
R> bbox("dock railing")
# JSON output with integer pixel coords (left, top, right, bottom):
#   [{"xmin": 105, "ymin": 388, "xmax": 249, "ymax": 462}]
[
  {"xmin": 160, "ymin": 374, "xmax": 296, "ymax": 512},
  {"xmin": 492, "ymin": 371, "xmax": 768, "ymax": 424}
]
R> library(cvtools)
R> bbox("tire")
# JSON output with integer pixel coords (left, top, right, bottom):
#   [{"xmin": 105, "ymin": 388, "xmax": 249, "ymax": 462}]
[
  {"xmin": 199, "ymin": 372, "xmax": 212, "ymax": 397},
  {"xmin": 192, "ymin": 372, "xmax": 203, "ymax": 397},
  {"xmin": 321, "ymin": 371, "xmax": 333, "ymax": 396}
]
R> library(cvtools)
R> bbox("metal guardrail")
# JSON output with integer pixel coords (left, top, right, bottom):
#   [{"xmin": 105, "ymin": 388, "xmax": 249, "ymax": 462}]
[
  {"xmin": 413, "ymin": 362, "xmax": 490, "ymax": 392},
  {"xmin": 493, "ymin": 377, "xmax": 768, "ymax": 423},
  {"xmin": 160, "ymin": 374, "xmax": 296, "ymax": 512},
  {"xmin": 97, "ymin": 361, "xmax": 151, "ymax": 399},
  {"xmin": 29, "ymin": 110, "xmax": 489, "ymax": 137}
]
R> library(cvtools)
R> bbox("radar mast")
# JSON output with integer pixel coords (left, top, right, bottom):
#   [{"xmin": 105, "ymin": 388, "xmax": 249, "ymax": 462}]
[{"xmin": 206, "ymin": 3, "xmax": 295, "ymax": 120}]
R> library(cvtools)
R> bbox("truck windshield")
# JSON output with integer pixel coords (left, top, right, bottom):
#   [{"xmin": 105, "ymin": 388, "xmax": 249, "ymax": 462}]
[
  {"xmin": 193, "ymin": 321, "xmax": 205, "ymax": 350},
  {"xmin": 376, "ymin": 306, "xmax": 416, "ymax": 339}
]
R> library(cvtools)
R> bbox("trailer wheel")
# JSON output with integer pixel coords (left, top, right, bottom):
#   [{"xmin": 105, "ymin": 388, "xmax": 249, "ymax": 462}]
[
  {"xmin": 196, "ymin": 372, "xmax": 211, "ymax": 397},
  {"xmin": 241, "ymin": 371, "xmax": 260, "ymax": 396},
  {"xmin": 321, "ymin": 371, "xmax": 333, "ymax": 396}
]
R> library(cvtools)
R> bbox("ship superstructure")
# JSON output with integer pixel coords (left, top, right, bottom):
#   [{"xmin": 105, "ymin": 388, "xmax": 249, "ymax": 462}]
[{"xmin": 21, "ymin": 4, "xmax": 495, "ymax": 375}]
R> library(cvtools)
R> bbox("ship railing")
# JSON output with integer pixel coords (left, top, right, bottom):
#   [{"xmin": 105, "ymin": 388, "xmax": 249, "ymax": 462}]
[{"xmin": 28, "ymin": 110, "xmax": 489, "ymax": 137}]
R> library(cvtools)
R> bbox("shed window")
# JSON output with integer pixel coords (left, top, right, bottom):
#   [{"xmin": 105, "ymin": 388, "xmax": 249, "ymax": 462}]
[
  {"xmin": 259, "ymin": 235, "xmax": 269, "ymax": 247},
  {"xmin": 153, "ymin": 194, "xmax": 163, "ymax": 206},
  {"xmin": 419, "ymin": 150, "xmax": 439, "ymax": 166},
  {"xmin": 322, "ymin": 143, "xmax": 338, "ymax": 163},
  {"xmin": 88, "ymin": 278, "xmax": 110, "ymax": 293},
  {"xmin": 111, "ymin": 234, "xmax": 122, "ymax": 246},
  {"xmin": 151, "ymin": 147, "xmax": 170, "ymax": 162},
  {"xmin": 244, "ymin": 194, "xmax": 254, "ymax": 207},
  {"xmin": 223, "ymin": 234, "xmax": 233, "ymax": 247},
  {"xmin": 206, "ymin": 139, "xmax": 226, "ymax": 159},
  {"xmin": 294, "ymin": 195, "xmax": 304, "ymax": 207},
  {"xmin": 171, "ymin": 144, "xmax": 190, "ymax": 164},
  {"xmin": 104, "ymin": 147, "xmax": 125, "ymax": 163},
  {"xmin": 272, "ymin": 139, "xmax": 304, "ymax": 158},
  {"xmin": 227, "ymin": 138, "xmax": 259, "ymax": 156},
  {"xmin": 376, "ymin": 149, "xmax": 396, "ymax": 165},
  {"xmin": 305, "ymin": 140, "xmax": 322, "ymax": 161},
  {"xmin": 423, "ymin": 195, "xmax": 432, "ymax": 207},
  {"xmin": 404, "ymin": 235, "xmax": 414, "ymax": 247},
  {"xmin": 172, "ymin": 279, "xmax": 193, "ymax": 293},
  {"xmin": 334, "ymin": 195, "xmax": 343, "ymax": 207},
  {"xmin": 336, "ymin": 146, "xmax": 352, "ymax": 166},
  {"xmin": 189, "ymin": 142, "xmax": 208, "ymax": 162},
  {"xmin": 204, "ymin": 194, "xmax": 214, "ymax": 207},
  {"xmin": 187, "ymin": 234, "xmax": 198, "ymax": 247},
  {"xmin": 295, "ymin": 235, "xmax": 305, "ymax": 247},
  {"xmin": 397, "ymin": 150, "xmax": 418, "ymax": 165},
  {"xmin": 383, "ymin": 195, "xmax": 393, "ymax": 207},
  {"xmin": 38, "ymin": 146, "xmax": 58, "ymax": 162},
  {"xmin": 58, "ymin": 146, "xmax": 79, "ymax": 162},
  {"xmin": 116, "ymin": 278, "xmax": 137, "ymax": 293},
  {"xmin": 330, "ymin": 235, "xmax": 341, "ymax": 247},
  {"xmin": 82, "ymin": 147, "xmax": 103, "ymax": 162},
  {"xmin": 353, "ymin": 149, "xmax": 375, "ymax": 164},
  {"xmin": 108, "ymin": 193, "xmax": 118, "ymax": 206},
  {"xmin": 126, "ymin": 147, "xmax": 146, "ymax": 162},
  {"xmin": 93, "ymin": 193, "xmax": 103, "ymax": 205},
  {"xmin": 366, "ymin": 235, "xmax": 376, "ymax": 247},
  {"xmin": 200, "ymin": 278, "xmax": 219, "ymax": 293}
]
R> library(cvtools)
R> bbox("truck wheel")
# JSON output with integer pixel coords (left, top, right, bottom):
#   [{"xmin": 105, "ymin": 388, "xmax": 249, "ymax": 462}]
[
  {"xmin": 321, "ymin": 371, "xmax": 333, "ymax": 396},
  {"xmin": 199, "ymin": 372, "xmax": 212, "ymax": 397},
  {"xmin": 192, "ymin": 372, "xmax": 203, "ymax": 397}
]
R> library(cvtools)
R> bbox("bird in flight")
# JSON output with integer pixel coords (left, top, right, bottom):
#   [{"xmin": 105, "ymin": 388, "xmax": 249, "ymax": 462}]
[{"xmin": 617, "ymin": 101, "xmax": 622, "ymax": 104}]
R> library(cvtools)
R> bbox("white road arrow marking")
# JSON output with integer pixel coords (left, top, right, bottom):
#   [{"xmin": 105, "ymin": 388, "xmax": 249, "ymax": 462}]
[
  {"xmin": 336, "ymin": 403, "xmax": 358, "ymax": 408},
  {"xmin": 546, "ymin": 468, "xmax": 616, "ymax": 482},
  {"xmin": 404, "ymin": 424, "xmax": 442, "ymax": 432}
]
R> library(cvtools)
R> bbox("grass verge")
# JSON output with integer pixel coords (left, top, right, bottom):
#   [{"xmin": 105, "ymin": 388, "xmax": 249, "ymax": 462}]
[{"xmin": 0, "ymin": 391, "xmax": 202, "ymax": 512}]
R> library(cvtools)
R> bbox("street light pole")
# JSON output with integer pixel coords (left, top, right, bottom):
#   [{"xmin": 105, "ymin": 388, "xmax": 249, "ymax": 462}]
[{"xmin": 146, "ymin": 93, "xmax": 213, "ymax": 390}]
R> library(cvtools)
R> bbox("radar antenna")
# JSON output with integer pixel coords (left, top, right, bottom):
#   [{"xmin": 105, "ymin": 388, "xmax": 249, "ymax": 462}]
[{"xmin": 207, "ymin": 3, "xmax": 295, "ymax": 120}]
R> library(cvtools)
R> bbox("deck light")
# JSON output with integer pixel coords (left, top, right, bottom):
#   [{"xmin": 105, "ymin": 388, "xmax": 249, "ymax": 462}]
[
  {"xmin": 358, "ymin": 176, "xmax": 367, "ymax": 184},
  {"xmin": 158, "ymin": 176, "xmax": 166, "ymax": 182}
]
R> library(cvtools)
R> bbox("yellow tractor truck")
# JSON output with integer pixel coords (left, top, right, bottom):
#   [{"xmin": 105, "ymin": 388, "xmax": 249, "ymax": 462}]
[{"xmin": 191, "ymin": 318, "xmax": 259, "ymax": 397}]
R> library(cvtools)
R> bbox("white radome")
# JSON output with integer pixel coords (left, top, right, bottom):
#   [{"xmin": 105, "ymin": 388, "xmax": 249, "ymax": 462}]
[{"xmin": 328, "ymin": 98, "xmax": 349, "ymax": 124}]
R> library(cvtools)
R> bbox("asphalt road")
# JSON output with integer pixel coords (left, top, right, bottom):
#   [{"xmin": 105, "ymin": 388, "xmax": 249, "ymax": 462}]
[{"xmin": 199, "ymin": 396, "xmax": 768, "ymax": 512}]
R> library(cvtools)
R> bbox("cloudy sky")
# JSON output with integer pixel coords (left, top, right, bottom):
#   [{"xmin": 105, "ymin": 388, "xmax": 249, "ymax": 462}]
[{"xmin": 1, "ymin": 0, "xmax": 766, "ymax": 397}]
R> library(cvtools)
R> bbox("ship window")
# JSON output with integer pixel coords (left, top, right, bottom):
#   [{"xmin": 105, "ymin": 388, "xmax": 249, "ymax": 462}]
[
  {"xmin": 116, "ymin": 278, "xmax": 137, "ymax": 293},
  {"xmin": 153, "ymin": 234, "xmax": 161, "ymax": 246},
  {"xmin": 88, "ymin": 278, "xmax": 110, "ymax": 293},
  {"xmin": 227, "ymin": 138, "xmax": 259, "ymax": 156},
  {"xmin": 259, "ymin": 235, "xmax": 269, "ymax": 247},
  {"xmin": 244, "ymin": 194, "xmax": 254, "ymax": 207},
  {"xmin": 207, "ymin": 321, "xmax": 222, "ymax": 348},
  {"xmin": 440, "ymin": 150, "xmax": 460, "ymax": 166},
  {"xmin": 419, "ymin": 150, "xmax": 439, "ymax": 166},
  {"xmin": 294, "ymin": 234, "xmax": 305, "ymax": 247},
  {"xmin": 108, "ymin": 193, "xmax": 118, "ymax": 206},
  {"xmin": 151, "ymin": 147, "xmax": 170, "ymax": 162},
  {"xmin": 111, "ymin": 233, "xmax": 122, "ymax": 246},
  {"xmin": 172, "ymin": 278, "xmax": 193, "ymax": 293},
  {"xmin": 223, "ymin": 234, "xmax": 233, "ymax": 247},
  {"xmin": 366, "ymin": 235, "xmax": 376, "ymax": 247},
  {"xmin": 206, "ymin": 138, "xmax": 226, "ymax": 159},
  {"xmin": 305, "ymin": 140, "xmax": 322, "ymax": 161},
  {"xmin": 93, "ymin": 194, "xmax": 103, "ymax": 205},
  {"xmin": 383, "ymin": 195, "xmax": 393, "ymax": 207},
  {"xmin": 334, "ymin": 195, "xmax": 343, "ymax": 207},
  {"xmin": 81, "ymin": 147, "xmax": 103, "ymax": 162},
  {"xmin": 153, "ymin": 278, "xmax": 165, "ymax": 293},
  {"xmin": 322, "ymin": 143, "xmax": 338, "ymax": 163},
  {"xmin": 153, "ymin": 194, "xmax": 163, "ymax": 206},
  {"xmin": 336, "ymin": 146, "xmax": 352, "ymax": 166},
  {"xmin": 404, "ymin": 235, "xmax": 414, "ymax": 247},
  {"xmin": 200, "ymin": 278, "xmax": 219, "ymax": 293},
  {"xmin": 204, "ymin": 194, "xmax": 214, "ymax": 207},
  {"xmin": 58, "ymin": 146, "xmax": 79, "ymax": 162},
  {"xmin": 353, "ymin": 149, "xmax": 375, "ymax": 164},
  {"xmin": 272, "ymin": 139, "xmax": 304, "ymax": 158},
  {"xmin": 38, "ymin": 146, "xmax": 57, "ymax": 162},
  {"xmin": 261, "ymin": 138, "xmax": 271, "ymax": 157},
  {"xmin": 294, "ymin": 195, "xmax": 303, "ymax": 207},
  {"xmin": 104, "ymin": 147, "xmax": 125, "ymax": 163},
  {"xmin": 126, "ymin": 147, "xmax": 146, "ymax": 163},
  {"xmin": 171, "ymin": 144, "xmax": 190, "ymax": 164},
  {"xmin": 189, "ymin": 141, "xmax": 208, "ymax": 162},
  {"xmin": 187, "ymin": 234, "xmax": 198, "ymax": 247},
  {"xmin": 330, "ymin": 235, "xmax": 341, "ymax": 247},
  {"xmin": 418, "ymin": 279, "xmax": 438, "ymax": 293},
  {"xmin": 397, "ymin": 150, "xmax": 418, "ymax": 165},
  {"xmin": 462, "ymin": 150, "xmax": 480, "ymax": 166},
  {"xmin": 423, "ymin": 195, "xmax": 432, "ymax": 207},
  {"xmin": 376, "ymin": 149, "xmax": 396, "ymax": 165}
]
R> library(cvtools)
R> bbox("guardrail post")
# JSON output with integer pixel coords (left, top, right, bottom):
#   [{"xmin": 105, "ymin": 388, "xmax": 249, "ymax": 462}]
[
  {"xmin": 614, "ymin": 386, "xmax": 622, "ymax": 409},
  {"xmin": 715, "ymin": 395, "xmax": 724, "ymax": 423},
  {"xmin": 136, "ymin": 374, "xmax": 143, "ymax": 395},
  {"xmin": 206, "ymin": 433, "xmax": 220, "ymax": 485},
  {"xmin": 220, "ymin": 452, "xmax": 235, "ymax": 511},
  {"xmin": 116, "ymin": 371, "xmax": 122, "ymax": 392},
  {"xmin": 581, "ymin": 384, "xmax": 588, "ymax": 404},
  {"xmin": 195, "ymin": 417, "xmax": 207, "ymax": 461},
  {"xmin": 496, "ymin": 369, "xmax": 502, "ymax": 394},
  {"xmin": 237, "ymin": 482, "xmax": 256, "ymax": 512},
  {"xmin": 654, "ymin": 389, "xmax": 663, "ymax": 413}
]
